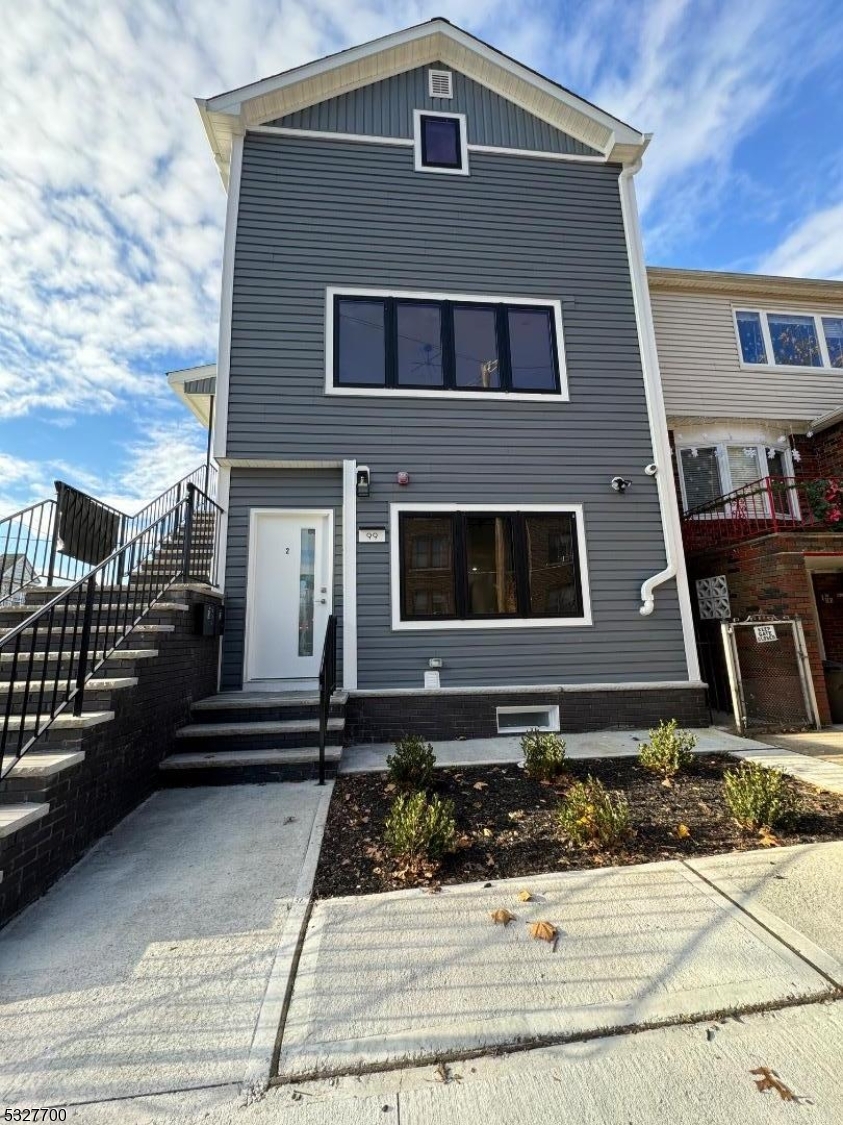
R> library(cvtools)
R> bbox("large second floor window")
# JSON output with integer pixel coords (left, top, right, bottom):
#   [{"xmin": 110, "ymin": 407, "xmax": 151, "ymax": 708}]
[
  {"xmin": 332, "ymin": 291, "xmax": 565, "ymax": 397},
  {"xmin": 736, "ymin": 308, "xmax": 843, "ymax": 370}
]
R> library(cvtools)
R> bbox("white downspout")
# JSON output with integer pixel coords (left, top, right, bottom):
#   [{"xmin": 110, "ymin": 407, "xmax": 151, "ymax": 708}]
[{"xmin": 618, "ymin": 157, "xmax": 700, "ymax": 681}]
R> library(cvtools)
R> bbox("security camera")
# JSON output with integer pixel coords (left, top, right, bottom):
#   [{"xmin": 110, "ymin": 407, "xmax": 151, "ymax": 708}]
[
  {"xmin": 644, "ymin": 463, "xmax": 659, "ymax": 477},
  {"xmin": 611, "ymin": 476, "xmax": 632, "ymax": 493}
]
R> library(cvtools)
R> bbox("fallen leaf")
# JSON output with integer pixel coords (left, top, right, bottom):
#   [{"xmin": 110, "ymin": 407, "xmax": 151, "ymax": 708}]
[
  {"xmin": 473, "ymin": 781, "xmax": 489, "ymax": 791},
  {"xmin": 456, "ymin": 834, "xmax": 473, "ymax": 849},
  {"xmin": 482, "ymin": 827, "xmax": 494, "ymax": 838},
  {"xmin": 758, "ymin": 828, "xmax": 781, "ymax": 848},
  {"xmin": 491, "ymin": 908, "xmax": 516, "ymax": 925},
  {"xmin": 661, "ymin": 777, "xmax": 673, "ymax": 789},
  {"xmin": 384, "ymin": 783, "xmax": 396, "ymax": 794},
  {"xmin": 750, "ymin": 1067, "xmax": 797, "ymax": 1102},
  {"xmin": 676, "ymin": 824, "xmax": 691, "ymax": 839},
  {"xmin": 425, "ymin": 883, "xmax": 442, "ymax": 894},
  {"xmin": 508, "ymin": 810, "xmax": 525, "ymax": 822},
  {"xmin": 517, "ymin": 889, "xmax": 534, "ymax": 902},
  {"xmin": 528, "ymin": 921, "xmax": 557, "ymax": 943}
]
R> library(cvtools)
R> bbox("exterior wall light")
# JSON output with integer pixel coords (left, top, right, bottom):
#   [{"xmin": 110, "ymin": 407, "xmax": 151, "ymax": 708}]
[
  {"xmin": 611, "ymin": 476, "xmax": 632, "ymax": 493},
  {"xmin": 356, "ymin": 466, "xmax": 371, "ymax": 497}
]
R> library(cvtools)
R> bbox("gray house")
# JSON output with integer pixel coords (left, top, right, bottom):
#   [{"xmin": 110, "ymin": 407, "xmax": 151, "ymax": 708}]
[{"xmin": 174, "ymin": 18, "xmax": 706, "ymax": 740}]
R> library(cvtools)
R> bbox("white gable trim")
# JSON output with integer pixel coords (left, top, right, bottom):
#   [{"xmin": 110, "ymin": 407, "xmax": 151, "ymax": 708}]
[{"xmin": 198, "ymin": 20, "xmax": 644, "ymax": 187}]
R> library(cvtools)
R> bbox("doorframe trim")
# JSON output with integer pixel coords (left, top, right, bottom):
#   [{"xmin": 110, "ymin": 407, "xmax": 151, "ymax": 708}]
[
  {"xmin": 244, "ymin": 507, "xmax": 335, "ymax": 687},
  {"xmin": 342, "ymin": 460, "xmax": 358, "ymax": 690}
]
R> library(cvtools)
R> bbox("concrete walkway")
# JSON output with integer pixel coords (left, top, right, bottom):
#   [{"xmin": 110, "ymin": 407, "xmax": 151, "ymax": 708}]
[
  {"xmin": 276, "ymin": 847, "xmax": 843, "ymax": 1082},
  {"xmin": 0, "ymin": 783, "xmax": 332, "ymax": 1108},
  {"xmin": 763, "ymin": 727, "xmax": 843, "ymax": 767}
]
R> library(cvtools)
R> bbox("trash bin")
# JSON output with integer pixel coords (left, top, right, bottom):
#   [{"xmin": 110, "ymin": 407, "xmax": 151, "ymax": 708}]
[{"xmin": 823, "ymin": 661, "xmax": 843, "ymax": 724}]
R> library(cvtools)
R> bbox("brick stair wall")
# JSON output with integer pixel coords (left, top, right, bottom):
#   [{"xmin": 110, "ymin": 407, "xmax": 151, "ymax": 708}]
[{"xmin": 0, "ymin": 585, "xmax": 221, "ymax": 927}]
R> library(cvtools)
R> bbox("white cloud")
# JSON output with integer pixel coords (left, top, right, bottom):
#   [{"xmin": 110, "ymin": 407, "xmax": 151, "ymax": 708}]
[{"xmin": 757, "ymin": 201, "xmax": 843, "ymax": 279}]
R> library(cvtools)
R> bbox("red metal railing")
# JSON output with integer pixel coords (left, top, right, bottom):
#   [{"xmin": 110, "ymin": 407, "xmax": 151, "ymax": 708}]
[{"xmin": 682, "ymin": 476, "xmax": 843, "ymax": 552}]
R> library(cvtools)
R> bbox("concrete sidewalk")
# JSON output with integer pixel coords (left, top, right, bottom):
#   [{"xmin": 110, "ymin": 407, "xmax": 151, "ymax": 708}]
[
  {"xmin": 276, "ymin": 851, "xmax": 842, "ymax": 1082},
  {"xmin": 0, "ymin": 783, "xmax": 331, "ymax": 1107}
]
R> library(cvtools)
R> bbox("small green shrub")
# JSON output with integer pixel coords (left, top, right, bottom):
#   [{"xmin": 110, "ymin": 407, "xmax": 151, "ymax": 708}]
[
  {"xmin": 558, "ymin": 776, "xmax": 631, "ymax": 848},
  {"xmin": 384, "ymin": 791, "xmax": 456, "ymax": 870},
  {"xmin": 521, "ymin": 729, "xmax": 567, "ymax": 781},
  {"xmin": 723, "ymin": 761, "xmax": 800, "ymax": 831},
  {"xmin": 386, "ymin": 735, "xmax": 436, "ymax": 790},
  {"xmin": 638, "ymin": 719, "xmax": 697, "ymax": 777}
]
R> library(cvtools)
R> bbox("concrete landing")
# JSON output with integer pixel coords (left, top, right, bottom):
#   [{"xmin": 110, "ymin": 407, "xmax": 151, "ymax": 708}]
[
  {"xmin": 0, "ymin": 784, "xmax": 329, "ymax": 1107},
  {"xmin": 276, "ymin": 860, "xmax": 834, "ymax": 1081}
]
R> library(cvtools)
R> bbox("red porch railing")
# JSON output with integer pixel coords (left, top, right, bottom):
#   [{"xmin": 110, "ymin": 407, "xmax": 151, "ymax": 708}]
[{"xmin": 681, "ymin": 476, "xmax": 843, "ymax": 552}]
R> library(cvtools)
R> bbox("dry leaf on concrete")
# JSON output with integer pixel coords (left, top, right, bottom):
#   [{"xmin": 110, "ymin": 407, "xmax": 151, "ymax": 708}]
[
  {"xmin": 758, "ymin": 828, "xmax": 781, "ymax": 848},
  {"xmin": 750, "ymin": 1067, "xmax": 797, "ymax": 1101},
  {"xmin": 517, "ymin": 889, "xmax": 534, "ymax": 902},
  {"xmin": 528, "ymin": 921, "xmax": 557, "ymax": 943},
  {"xmin": 491, "ymin": 908, "xmax": 516, "ymax": 925}
]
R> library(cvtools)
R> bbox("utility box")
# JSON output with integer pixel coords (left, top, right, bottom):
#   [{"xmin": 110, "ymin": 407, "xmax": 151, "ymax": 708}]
[{"xmin": 193, "ymin": 601, "xmax": 224, "ymax": 637}]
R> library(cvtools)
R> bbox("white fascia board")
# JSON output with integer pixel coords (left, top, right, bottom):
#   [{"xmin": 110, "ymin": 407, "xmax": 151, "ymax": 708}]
[
  {"xmin": 167, "ymin": 364, "xmax": 216, "ymax": 427},
  {"xmin": 199, "ymin": 20, "xmax": 645, "ymax": 168}
]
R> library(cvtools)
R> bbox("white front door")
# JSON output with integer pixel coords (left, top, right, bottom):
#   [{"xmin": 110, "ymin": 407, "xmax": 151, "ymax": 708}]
[{"xmin": 246, "ymin": 510, "xmax": 333, "ymax": 688}]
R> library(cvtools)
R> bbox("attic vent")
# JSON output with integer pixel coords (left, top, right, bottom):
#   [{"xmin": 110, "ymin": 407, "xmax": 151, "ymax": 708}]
[{"xmin": 428, "ymin": 69, "xmax": 453, "ymax": 99}]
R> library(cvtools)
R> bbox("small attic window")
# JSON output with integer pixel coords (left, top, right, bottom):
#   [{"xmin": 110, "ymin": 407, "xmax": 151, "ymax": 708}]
[
  {"xmin": 413, "ymin": 110, "xmax": 469, "ymax": 176},
  {"xmin": 428, "ymin": 69, "xmax": 453, "ymax": 98}
]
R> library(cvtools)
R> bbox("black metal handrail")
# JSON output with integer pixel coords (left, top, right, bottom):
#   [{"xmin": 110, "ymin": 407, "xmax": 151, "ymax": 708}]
[
  {"xmin": 0, "ymin": 463, "xmax": 218, "ymax": 607},
  {"xmin": 317, "ymin": 614, "xmax": 338, "ymax": 786},
  {"xmin": 0, "ymin": 483, "xmax": 224, "ymax": 778}
]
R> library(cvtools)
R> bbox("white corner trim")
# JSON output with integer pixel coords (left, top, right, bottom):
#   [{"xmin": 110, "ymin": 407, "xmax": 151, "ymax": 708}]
[
  {"xmin": 342, "ymin": 460, "xmax": 358, "ymax": 691},
  {"xmin": 413, "ymin": 109, "xmax": 469, "ymax": 175},
  {"xmin": 388, "ymin": 502, "xmax": 592, "ymax": 631},
  {"xmin": 214, "ymin": 464, "xmax": 231, "ymax": 691},
  {"xmin": 213, "ymin": 132, "xmax": 244, "ymax": 461},
  {"xmin": 325, "ymin": 286, "xmax": 569, "ymax": 402},
  {"xmin": 618, "ymin": 165, "xmax": 700, "ymax": 682}
]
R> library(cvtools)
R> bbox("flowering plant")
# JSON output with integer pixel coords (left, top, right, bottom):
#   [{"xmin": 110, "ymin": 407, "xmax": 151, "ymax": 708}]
[{"xmin": 805, "ymin": 478, "xmax": 843, "ymax": 529}]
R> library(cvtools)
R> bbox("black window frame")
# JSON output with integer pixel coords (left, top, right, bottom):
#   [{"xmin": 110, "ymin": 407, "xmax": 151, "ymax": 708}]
[
  {"xmin": 419, "ymin": 113, "xmax": 463, "ymax": 170},
  {"xmin": 333, "ymin": 295, "xmax": 562, "ymax": 396},
  {"xmin": 398, "ymin": 510, "xmax": 584, "ymax": 623}
]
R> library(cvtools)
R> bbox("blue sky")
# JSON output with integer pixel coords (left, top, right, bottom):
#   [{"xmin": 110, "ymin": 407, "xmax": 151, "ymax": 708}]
[{"xmin": 2, "ymin": 0, "xmax": 842, "ymax": 515}]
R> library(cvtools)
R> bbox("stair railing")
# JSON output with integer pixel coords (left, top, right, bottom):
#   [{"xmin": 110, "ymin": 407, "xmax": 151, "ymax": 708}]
[
  {"xmin": 0, "ymin": 484, "xmax": 223, "ymax": 778},
  {"xmin": 317, "ymin": 614, "xmax": 338, "ymax": 786},
  {"xmin": 0, "ymin": 464, "xmax": 218, "ymax": 608}
]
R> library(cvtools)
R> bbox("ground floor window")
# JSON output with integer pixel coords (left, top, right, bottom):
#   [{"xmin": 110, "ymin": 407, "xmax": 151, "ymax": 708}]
[
  {"xmin": 677, "ymin": 442, "xmax": 792, "ymax": 513},
  {"xmin": 396, "ymin": 507, "xmax": 586, "ymax": 625}
]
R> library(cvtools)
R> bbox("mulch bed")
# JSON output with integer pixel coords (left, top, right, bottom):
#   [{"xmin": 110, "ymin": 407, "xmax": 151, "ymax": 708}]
[{"xmin": 313, "ymin": 755, "xmax": 843, "ymax": 899}]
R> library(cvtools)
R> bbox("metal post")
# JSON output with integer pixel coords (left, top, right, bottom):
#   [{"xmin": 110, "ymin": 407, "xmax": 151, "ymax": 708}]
[
  {"xmin": 182, "ymin": 484, "xmax": 196, "ymax": 581},
  {"xmin": 47, "ymin": 483, "xmax": 63, "ymax": 587},
  {"xmin": 74, "ymin": 575, "xmax": 97, "ymax": 716},
  {"xmin": 204, "ymin": 395, "xmax": 215, "ymax": 497}
]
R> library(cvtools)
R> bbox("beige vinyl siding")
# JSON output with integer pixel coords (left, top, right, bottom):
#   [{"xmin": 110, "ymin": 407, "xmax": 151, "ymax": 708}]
[{"xmin": 652, "ymin": 287, "xmax": 843, "ymax": 423}]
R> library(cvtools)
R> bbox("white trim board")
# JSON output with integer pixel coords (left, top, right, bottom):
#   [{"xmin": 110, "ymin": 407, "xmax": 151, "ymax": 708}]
[
  {"xmin": 413, "ymin": 109, "xmax": 469, "ymax": 176},
  {"xmin": 618, "ymin": 164, "xmax": 700, "ymax": 681},
  {"xmin": 249, "ymin": 124, "xmax": 608, "ymax": 164},
  {"xmin": 341, "ymin": 460, "xmax": 358, "ymax": 691},
  {"xmin": 243, "ymin": 507, "xmax": 335, "ymax": 686},
  {"xmin": 388, "ymin": 502, "xmax": 592, "ymax": 631},
  {"xmin": 325, "ymin": 286, "xmax": 569, "ymax": 402},
  {"xmin": 350, "ymin": 680, "xmax": 707, "ymax": 697},
  {"xmin": 212, "ymin": 132, "xmax": 244, "ymax": 459}
]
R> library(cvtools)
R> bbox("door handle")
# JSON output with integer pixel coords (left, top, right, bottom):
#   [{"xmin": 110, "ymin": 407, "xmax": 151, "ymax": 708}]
[{"xmin": 319, "ymin": 598, "xmax": 327, "ymax": 605}]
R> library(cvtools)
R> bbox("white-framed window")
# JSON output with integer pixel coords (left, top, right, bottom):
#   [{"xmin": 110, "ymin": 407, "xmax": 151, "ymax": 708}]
[
  {"xmin": 325, "ymin": 286, "xmax": 569, "ymax": 402},
  {"xmin": 428, "ymin": 69, "xmax": 453, "ymax": 99},
  {"xmin": 734, "ymin": 308, "xmax": 843, "ymax": 371},
  {"xmin": 676, "ymin": 440, "xmax": 794, "ymax": 514},
  {"xmin": 389, "ymin": 503, "xmax": 592, "ymax": 631},
  {"xmin": 413, "ymin": 109, "xmax": 469, "ymax": 175}
]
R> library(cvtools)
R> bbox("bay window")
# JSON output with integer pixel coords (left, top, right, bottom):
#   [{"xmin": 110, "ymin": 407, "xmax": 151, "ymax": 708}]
[{"xmin": 678, "ymin": 442, "xmax": 794, "ymax": 515}]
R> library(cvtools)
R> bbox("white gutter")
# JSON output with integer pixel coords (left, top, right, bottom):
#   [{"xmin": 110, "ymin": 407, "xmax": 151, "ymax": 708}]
[{"xmin": 618, "ymin": 158, "xmax": 700, "ymax": 680}]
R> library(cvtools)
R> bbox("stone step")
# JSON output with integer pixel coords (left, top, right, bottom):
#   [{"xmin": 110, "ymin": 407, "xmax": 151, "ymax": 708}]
[
  {"xmin": 158, "ymin": 746, "xmax": 342, "ymax": 786},
  {"xmin": 0, "ymin": 677, "xmax": 136, "ymax": 695},
  {"xmin": 0, "ymin": 623, "xmax": 173, "ymax": 648},
  {"xmin": 0, "ymin": 803, "xmax": 50, "ymax": 838},
  {"xmin": 0, "ymin": 711, "xmax": 113, "ymax": 732},
  {"xmin": 1, "ymin": 750, "xmax": 85, "ymax": 781},
  {"xmin": 175, "ymin": 717, "xmax": 345, "ymax": 752},
  {"xmin": 0, "ymin": 601, "xmax": 189, "ymax": 619},
  {"xmin": 190, "ymin": 691, "xmax": 348, "ymax": 724},
  {"xmin": 0, "ymin": 648, "xmax": 158, "ymax": 668},
  {"xmin": 0, "ymin": 678, "xmax": 136, "ymax": 714}
]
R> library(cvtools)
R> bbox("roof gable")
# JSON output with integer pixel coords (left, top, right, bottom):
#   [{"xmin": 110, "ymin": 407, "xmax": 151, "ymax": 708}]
[
  {"xmin": 198, "ymin": 19, "xmax": 646, "ymax": 185},
  {"xmin": 270, "ymin": 62, "xmax": 602, "ymax": 157}
]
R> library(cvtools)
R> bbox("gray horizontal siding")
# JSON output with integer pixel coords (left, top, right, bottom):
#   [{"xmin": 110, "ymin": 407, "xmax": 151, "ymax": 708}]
[
  {"xmin": 653, "ymin": 287, "xmax": 843, "ymax": 423},
  {"xmin": 271, "ymin": 62, "xmax": 600, "ymax": 156},
  {"xmin": 224, "ymin": 133, "xmax": 688, "ymax": 690},
  {"xmin": 221, "ymin": 469, "xmax": 343, "ymax": 691}
]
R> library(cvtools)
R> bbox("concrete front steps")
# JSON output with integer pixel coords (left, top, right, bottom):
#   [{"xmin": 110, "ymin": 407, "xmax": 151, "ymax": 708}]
[{"xmin": 159, "ymin": 691, "xmax": 348, "ymax": 784}]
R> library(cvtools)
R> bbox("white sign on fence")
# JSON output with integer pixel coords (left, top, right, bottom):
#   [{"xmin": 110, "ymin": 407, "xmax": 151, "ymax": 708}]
[{"xmin": 753, "ymin": 624, "xmax": 778, "ymax": 643}]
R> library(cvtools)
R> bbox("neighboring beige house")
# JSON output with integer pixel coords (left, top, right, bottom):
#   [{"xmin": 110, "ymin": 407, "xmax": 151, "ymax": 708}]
[{"xmin": 648, "ymin": 266, "xmax": 843, "ymax": 729}]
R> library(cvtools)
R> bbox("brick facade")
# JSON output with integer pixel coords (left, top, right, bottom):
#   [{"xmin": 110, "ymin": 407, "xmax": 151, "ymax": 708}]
[
  {"xmin": 346, "ymin": 685, "xmax": 709, "ymax": 743},
  {"xmin": 0, "ymin": 587, "xmax": 221, "ymax": 928}
]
